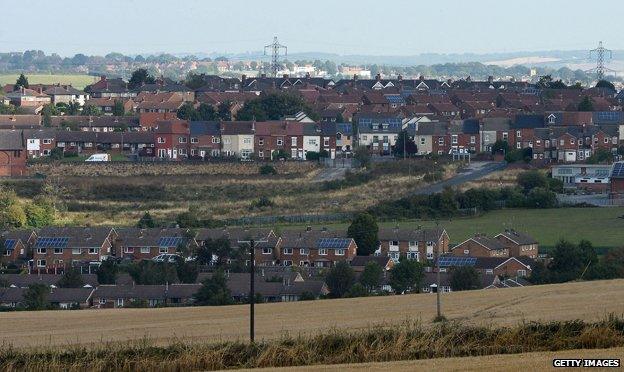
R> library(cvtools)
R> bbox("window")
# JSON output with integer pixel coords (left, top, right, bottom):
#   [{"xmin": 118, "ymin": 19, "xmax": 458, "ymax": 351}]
[
  {"xmin": 604, "ymin": 138, "xmax": 609, "ymax": 144},
  {"xmin": 283, "ymin": 248, "xmax": 293, "ymax": 255},
  {"xmin": 559, "ymin": 139, "xmax": 564, "ymax": 146},
  {"xmin": 277, "ymin": 138, "xmax": 283, "ymax": 146},
  {"xmin": 408, "ymin": 241, "xmax": 417, "ymax": 251},
  {"xmin": 140, "ymin": 247, "xmax": 150, "ymax": 254},
  {"xmin": 389, "ymin": 252, "xmax": 399, "ymax": 261},
  {"xmin": 258, "ymin": 151, "xmax": 264, "ymax": 158},
  {"xmin": 407, "ymin": 252, "xmax": 418, "ymax": 260},
  {"xmin": 308, "ymin": 138, "xmax": 317, "ymax": 145},
  {"xmin": 362, "ymin": 135, "xmax": 368, "ymax": 141},
  {"xmin": 124, "ymin": 247, "xmax": 134, "ymax": 254},
  {"xmin": 191, "ymin": 137, "xmax": 198, "ymax": 144},
  {"xmin": 502, "ymin": 132, "xmax": 508, "ymax": 140},
  {"xmin": 262, "ymin": 247, "xmax": 272, "ymax": 255},
  {"xmin": 37, "ymin": 248, "xmax": 47, "ymax": 254},
  {"xmin": 291, "ymin": 137, "xmax": 297, "ymax": 146},
  {"xmin": 463, "ymin": 249, "xmax": 470, "ymax": 255},
  {"xmin": 211, "ymin": 137, "xmax": 220, "ymax": 144},
  {"xmin": 300, "ymin": 248, "xmax": 309, "ymax": 255},
  {"xmin": 548, "ymin": 116, "xmax": 555, "ymax": 124},
  {"xmin": 178, "ymin": 137, "xmax": 187, "ymax": 144},
  {"xmin": 35, "ymin": 259, "xmax": 47, "ymax": 267},
  {"xmin": 99, "ymin": 298, "xmax": 107, "ymax": 305},
  {"xmin": 516, "ymin": 142, "xmax": 521, "ymax": 149},
  {"xmin": 486, "ymin": 269, "xmax": 493, "ymax": 274},
  {"xmin": 570, "ymin": 139, "xmax": 575, "ymax": 145},
  {"xmin": 438, "ymin": 137, "xmax": 444, "ymax": 145},
  {"xmin": 451, "ymin": 135, "xmax": 458, "ymax": 144},
  {"xmin": 179, "ymin": 148, "xmax": 187, "ymax": 156},
  {"xmin": 224, "ymin": 138, "xmax": 231, "ymax": 144},
  {"xmin": 470, "ymin": 136, "xmax": 476, "ymax": 144},
  {"xmin": 516, "ymin": 130, "xmax": 521, "ymax": 138},
  {"xmin": 390, "ymin": 240, "xmax": 399, "ymax": 246},
  {"xmin": 53, "ymin": 248, "xmax": 62, "ymax": 255},
  {"xmin": 323, "ymin": 137, "xmax": 329, "ymax": 147},
  {"xmin": 159, "ymin": 247, "xmax": 168, "ymax": 254},
  {"xmin": 283, "ymin": 260, "xmax": 293, "ymax": 267},
  {"xmin": 319, "ymin": 248, "xmax": 327, "ymax": 255},
  {"xmin": 72, "ymin": 248, "xmax": 80, "ymax": 255},
  {"xmin": 158, "ymin": 137, "xmax": 165, "ymax": 144},
  {"xmin": 117, "ymin": 298, "xmax": 124, "ymax": 307},
  {"xmin": 258, "ymin": 138, "xmax": 264, "ymax": 146},
  {"xmin": 88, "ymin": 248, "xmax": 99, "ymax": 255},
  {"xmin": 336, "ymin": 249, "xmax": 345, "ymax": 256},
  {"xmin": 517, "ymin": 269, "xmax": 527, "ymax": 277},
  {"xmin": 43, "ymin": 139, "xmax": 52, "ymax": 144},
  {"xmin": 243, "ymin": 138, "xmax": 252, "ymax": 144},
  {"xmin": 85, "ymin": 142, "xmax": 93, "ymax": 148},
  {"xmin": 420, "ymin": 138, "xmax": 425, "ymax": 145}
]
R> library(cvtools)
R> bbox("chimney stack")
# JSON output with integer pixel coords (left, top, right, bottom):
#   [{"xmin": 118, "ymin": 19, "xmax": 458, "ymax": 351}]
[{"xmin": 375, "ymin": 73, "xmax": 381, "ymax": 81}]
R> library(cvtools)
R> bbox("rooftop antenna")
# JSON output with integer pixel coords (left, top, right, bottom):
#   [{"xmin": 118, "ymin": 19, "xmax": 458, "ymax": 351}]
[
  {"xmin": 264, "ymin": 36, "xmax": 287, "ymax": 78},
  {"xmin": 588, "ymin": 41, "xmax": 614, "ymax": 80}
]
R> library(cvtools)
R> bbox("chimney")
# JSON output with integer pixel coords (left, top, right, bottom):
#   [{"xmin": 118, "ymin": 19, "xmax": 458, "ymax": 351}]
[
  {"xmin": 305, "ymin": 72, "xmax": 311, "ymax": 79},
  {"xmin": 397, "ymin": 74, "xmax": 403, "ymax": 82},
  {"xmin": 306, "ymin": 226, "xmax": 312, "ymax": 232},
  {"xmin": 375, "ymin": 73, "xmax": 381, "ymax": 82},
  {"xmin": 419, "ymin": 75, "xmax": 425, "ymax": 82},
  {"xmin": 488, "ymin": 76, "xmax": 494, "ymax": 84},
  {"xmin": 261, "ymin": 73, "xmax": 266, "ymax": 78},
  {"xmin": 353, "ymin": 74, "xmax": 358, "ymax": 82},
  {"xmin": 283, "ymin": 74, "xmax": 289, "ymax": 78}
]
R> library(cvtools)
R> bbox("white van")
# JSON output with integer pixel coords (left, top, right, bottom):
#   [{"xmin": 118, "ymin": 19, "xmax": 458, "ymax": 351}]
[{"xmin": 85, "ymin": 154, "xmax": 110, "ymax": 162}]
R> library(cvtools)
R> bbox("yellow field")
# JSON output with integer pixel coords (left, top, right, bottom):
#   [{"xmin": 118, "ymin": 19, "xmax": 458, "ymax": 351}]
[
  {"xmin": 1, "ymin": 279, "xmax": 623, "ymax": 348},
  {"xmin": 0, "ymin": 74, "xmax": 96, "ymax": 89},
  {"xmin": 252, "ymin": 347, "xmax": 624, "ymax": 372}
]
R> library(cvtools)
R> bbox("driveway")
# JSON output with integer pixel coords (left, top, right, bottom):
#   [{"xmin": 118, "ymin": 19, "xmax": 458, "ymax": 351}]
[{"xmin": 413, "ymin": 161, "xmax": 507, "ymax": 195}]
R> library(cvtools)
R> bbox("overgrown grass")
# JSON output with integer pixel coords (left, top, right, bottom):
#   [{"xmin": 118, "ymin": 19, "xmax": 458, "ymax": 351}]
[{"xmin": 1, "ymin": 317, "xmax": 623, "ymax": 371}]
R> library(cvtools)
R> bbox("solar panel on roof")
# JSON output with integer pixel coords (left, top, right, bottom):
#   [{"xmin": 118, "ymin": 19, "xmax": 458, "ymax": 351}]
[
  {"xmin": 4, "ymin": 239, "xmax": 15, "ymax": 250},
  {"xmin": 316, "ymin": 238, "xmax": 350, "ymax": 249},
  {"xmin": 35, "ymin": 236, "xmax": 69, "ymax": 249},
  {"xmin": 438, "ymin": 256, "xmax": 477, "ymax": 267},
  {"xmin": 158, "ymin": 237, "xmax": 183, "ymax": 247}
]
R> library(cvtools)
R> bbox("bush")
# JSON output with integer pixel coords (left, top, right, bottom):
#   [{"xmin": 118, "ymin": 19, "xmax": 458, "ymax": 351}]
[
  {"xmin": 249, "ymin": 196, "xmax": 274, "ymax": 210},
  {"xmin": 259, "ymin": 165, "xmax": 277, "ymax": 175}
]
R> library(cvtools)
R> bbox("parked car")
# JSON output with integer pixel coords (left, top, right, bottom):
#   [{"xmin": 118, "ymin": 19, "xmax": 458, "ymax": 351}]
[
  {"xmin": 85, "ymin": 154, "xmax": 110, "ymax": 162},
  {"xmin": 152, "ymin": 254, "xmax": 182, "ymax": 263}
]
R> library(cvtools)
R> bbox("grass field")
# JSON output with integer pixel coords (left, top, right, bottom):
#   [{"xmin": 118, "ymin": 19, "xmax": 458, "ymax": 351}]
[
  {"xmin": 1, "ymin": 279, "xmax": 623, "ymax": 348},
  {"xmin": 0, "ymin": 74, "xmax": 96, "ymax": 89},
  {"xmin": 260, "ymin": 347, "xmax": 624, "ymax": 371},
  {"xmin": 282, "ymin": 207, "xmax": 624, "ymax": 252}
]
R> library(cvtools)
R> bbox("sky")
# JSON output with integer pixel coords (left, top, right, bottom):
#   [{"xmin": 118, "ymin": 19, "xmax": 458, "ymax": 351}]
[{"xmin": 1, "ymin": 0, "xmax": 623, "ymax": 57}]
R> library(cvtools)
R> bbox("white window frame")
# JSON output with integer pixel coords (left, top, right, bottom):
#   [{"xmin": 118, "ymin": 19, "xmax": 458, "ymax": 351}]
[
  {"xmin": 140, "ymin": 247, "xmax": 150, "ymax": 254},
  {"xmin": 319, "ymin": 248, "xmax": 327, "ymax": 256},
  {"xmin": 283, "ymin": 248, "xmax": 293, "ymax": 255}
]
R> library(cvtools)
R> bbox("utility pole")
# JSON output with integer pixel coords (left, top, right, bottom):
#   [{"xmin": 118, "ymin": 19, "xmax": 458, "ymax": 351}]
[
  {"xmin": 435, "ymin": 221, "xmax": 442, "ymax": 319},
  {"xmin": 237, "ymin": 238, "xmax": 267, "ymax": 343},
  {"xmin": 589, "ymin": 41, "xmax": 613, "ymax": 80},
  {"xmin": 264, "ymin": 36, "xmax": 287, "ymax": 78}
]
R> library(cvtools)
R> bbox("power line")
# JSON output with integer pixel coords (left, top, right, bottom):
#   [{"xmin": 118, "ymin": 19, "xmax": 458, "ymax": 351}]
[
  {"xmin": 588, "ymin": 41, "xmax": 614, "ymax": 80},
  {"xmin": 237, "ymin": 238, "xmax": 267, "ymax": 344},
  {"xmin": 264, "ymin": 37, "xmax": 287, "ymax": 77}
]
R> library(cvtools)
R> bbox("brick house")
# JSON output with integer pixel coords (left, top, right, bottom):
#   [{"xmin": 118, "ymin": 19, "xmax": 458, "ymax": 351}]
[
  {"xmin": 377, "ymin": 227, "xmax": 449, "ymax": 263},
  {"xmin": 0, "ymin": 130, "xmax": 28, "ymax": 176},
  {"xmin": 189, "ymin": 121, "xmax": 221, "ymax": 158},
  {"xmin": 154, "ymin": 120, "xmax": 190, "ymax": 159},
  {"xmin": 1, "ymin": 229, "xmax": 36, "ymax": 265},
  {"xmin": 114, "ymin": 228, "xmax": 198, "ymax": 261},
  {"xmin": 451, "ymin": 235, "xmax": 509, "ymax": 258},
  {"xmin": 275, "ymin": 233, "xmax": 357, "ymax": 268},
  {"xmin": 25, "ymin": 129, "xmax": 56, "ymax": 158},
  {"xmin": 494, "ymin": 230, "xmax": 539, "ymax": 259},
  {"xmin": 220, "ymin": 121, "xmax": 255, "ymax": 159},
  {"xmin": 474, "ymin": 256, "xmax": 533, "ymax": 277},
  {"xmin": 32, "ymin": 227, "xmax": 118, "ymax": 272},
  {"xmin": 320, "ymin": 122, "xmax": 338, "ymax": 159},
  {"xmin": 254, "ymin": 121, "xmax": 288, "ymax": 160}
]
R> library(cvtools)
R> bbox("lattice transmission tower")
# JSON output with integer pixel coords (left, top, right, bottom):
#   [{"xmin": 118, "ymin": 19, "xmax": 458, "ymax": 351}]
[
  {"xmin": 588, "ymin": 41, "xmax": 614, "ymax": 80},
  {"xmin": 264, "ymin": 37, "xmax": 287, "ymax": 77}
]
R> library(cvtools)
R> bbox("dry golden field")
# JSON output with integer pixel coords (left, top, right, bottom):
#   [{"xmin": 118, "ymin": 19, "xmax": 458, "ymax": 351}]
[
  {"xmin": 254, "ymin": 347, "xmax": 624, "ymax": 372},
  {"xmin": 1, "ymin": 279, "xmax": 623, "ymax": 349}
]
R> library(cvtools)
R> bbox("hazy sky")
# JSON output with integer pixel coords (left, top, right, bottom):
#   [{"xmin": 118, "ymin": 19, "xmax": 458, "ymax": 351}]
[{"xmin": 1, "ymin": 0, "xmax": 622, "ymax": 56}]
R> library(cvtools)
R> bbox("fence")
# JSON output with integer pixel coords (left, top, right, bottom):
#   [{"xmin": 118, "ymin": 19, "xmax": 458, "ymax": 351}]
[{"xmin": 225, "ymin": 212, "xmax": 354, "ymax": 226}]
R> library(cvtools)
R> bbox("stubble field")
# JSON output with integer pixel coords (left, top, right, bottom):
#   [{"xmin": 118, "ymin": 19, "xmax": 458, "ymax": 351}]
[{"xmin": 1, "ymin": 279, "xmax": 623, "ymax": 349}]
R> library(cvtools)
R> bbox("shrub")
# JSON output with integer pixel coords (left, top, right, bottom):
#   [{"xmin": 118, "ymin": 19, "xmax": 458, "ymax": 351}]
[
  {"xmin": 250, "ymin": 196, "xmax": 274, "ymax": 210},
  {"xmin": 259, "ymin": 165, "xmax": 277, "ymax": 175}
]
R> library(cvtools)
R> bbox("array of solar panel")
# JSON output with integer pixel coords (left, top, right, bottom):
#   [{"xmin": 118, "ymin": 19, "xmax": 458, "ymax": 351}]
[
  {"xmin": 158, "ymin": 237, "xmax": 183, "ymax": 247},
  {"xmin": 316, "ymin": 238, "xmax": 351, "ymax": 249},
  {"xmin": 385, "ymin": 95, "xmax": 405, "ymax": 104},
  {"xmin": 35, "ymin": 237, "xmax": 69, "ymax": 249},
  {"xmin": 596, "ymin": 111, "xmax": 621, "ymax": 122},
  {"xmin": 437, "ymin": 256, "xmax": 477, "ymax": 267},
  {"xmin": 612, "ymin": 162, "xmax": 624, "ymax": 177},
  {"xmin": 4, "ymin": 239, "xmax": 16, "ymax": 250}
]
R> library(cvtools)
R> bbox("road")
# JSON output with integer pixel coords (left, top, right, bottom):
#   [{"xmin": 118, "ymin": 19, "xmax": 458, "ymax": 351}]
[{"xmin": 413, "ymin": 161, "xmax": 507, "ymax": 195}]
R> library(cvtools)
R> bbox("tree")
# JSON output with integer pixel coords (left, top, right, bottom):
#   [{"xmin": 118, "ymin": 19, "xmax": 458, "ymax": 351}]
[
  {"xmin": 392, "ymin": 130, "xmax": 418, "ymax": 158},
  {"xmin": 15, "ymin": 74, "xmax": 29, "ymax": 89},
  {"xmin": 491, "ymin": 140, "xmax": 509, "ymax": 155},
  {"xmin": 128, "ymin": 68, "xmax": 155, "ymax": 89},
  {"xmin": 517, "ymin": 170, "xmax": 548, "ymax": 193},
  {"xmin": 602, "ymin": 247, "xmax": 624, "ymax": 279},
  {"xmin": 194, "ymin": 269, "xmax": 234, "ymax": 306},
  {"xmin": 450, "ymin": 266, "xmax": 481, "ymax": 291},
  {"xmin": 56, "ymin": 268, "xmax": 85, "ymax": 288},
  {"xmin": 176, "ymin": 206, "xmax": 202, "ymax": 228},
  {"xmin": 24, "ymin": 283, "xmax": 49, "ymax": 310},
  {"xmin": 41, "ymin": 104, "xmax": 60, "ymax": 127},
  {"xmin": 176, "ymin": 260, "xmax": 198, "ymax": 284},
  {"xmin": 360, "ymin": 261, "xmax": 383, "ymax": 291},
  {"xmin": 96, "ymin": 259, "xmax": 118, "ymax": 285},
  {"xmin": 389, "ymin": 259, "xmax": 424, "ymax": 294},
  {"xmin": 217, "ymin": 101, "xmax": 232, "ymax": 121},
  {"xmin": 236, "ymin": 92, "xmax": 319, "ymax": 121},
  {"xmin": 353, "ymin": 146, "xmax": 371, "ymax": 168},
  {"xmin": 4, "ymin": 204, "xmax": 26, "ymax": 228},
  {"xmin": 325, "ymin": 261, "xmax": 355, "ymax": 298},
  {"xmin": 347, "ymin": 213, "xmax": 379, "ymax": 256},
  {"xmin": 345, "ymin": 283, "xmax": 368, "ymax": 298},
  {"xmin": 586, "ymin": 148, "xmax": 613, "ymax": 164},
  {"xmin": 127, "ymin": 261, "xmax": 178, "ymax": 285},
  {"xmin": 595, "ymin": 80, "xmax": 615, "ymax": 91},
  {"xmin": 548, "ymin": 240, "xmax": 585, "ymax": 282},
  {"xmin": 24, "ymin": 199, "xmax": 55, "ymax": 227},
  {"xmin": 577, "ymin": 96, "xmax": 594, "ymax": 112},
  {"xmin": 112, "ymin": 99, "xmax": 125, "ymax": 116},
  {"xmin": 137, "ymin": 212, "xmax": 156, "ymax": 228},
  {"xmin": 81, "ymin": 105, "xmax": 102, "ymax": 116},
  {"xmin": 197, "ymin": 237, "xmax": 237, "ymax": 266}
]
